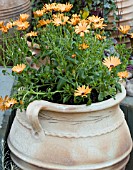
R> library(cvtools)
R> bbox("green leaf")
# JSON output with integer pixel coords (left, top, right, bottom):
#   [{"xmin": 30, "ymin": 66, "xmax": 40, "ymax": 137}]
[
  {"xmin": 98, "ymin": 93, "xmax": 104, "ymax": 101},
  {"xmin": 57, "ymin": 78, "xmax": 66, "ymax": 90},
  {"xmin": 129, "ymin": 60, "xmax": 133, "ymax": 65},
  {"xmin": 86, "ymin": 99, "xmax": 92, "ymax": 105}
]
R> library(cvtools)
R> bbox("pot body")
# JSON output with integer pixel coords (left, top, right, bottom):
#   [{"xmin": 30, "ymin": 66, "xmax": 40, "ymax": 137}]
[
  {"xmin": 0, "ymin": 0, "xmax": 31, "ymax": 22},
  {"xmin": 7, "ymin": 86, "xmax": 132, "ymax": 170}
]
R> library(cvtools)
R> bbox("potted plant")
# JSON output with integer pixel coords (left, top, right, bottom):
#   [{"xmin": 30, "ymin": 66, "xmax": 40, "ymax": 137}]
[{"xmin": 0, "ymin": 2, "xmax": 132, "ymax": 170}]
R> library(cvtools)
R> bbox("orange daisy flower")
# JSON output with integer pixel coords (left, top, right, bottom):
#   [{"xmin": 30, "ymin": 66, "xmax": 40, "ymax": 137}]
[
  {"xmin": 96, "ymin": 34, "xmax": 106, "ymax": 40},
  {"xmin": 6, "ymin": 22, "xmax": 13, "ymax": 29},
  {"xmin": 71, "ymin": 54, "xmax": 76, "ymax": 58},
  {"xmin": 12, "ymin": 64, "xmax": 26, "ymax": 73},
  {"xmin": 50, "ymin": 3, "xmax": 60, "ymax": 12},
  {"xmin": 45, "ymin": 3, "xmax": 56, "ymax": 12},
  {"xmin": 19, "ymin": 14, "xmax": 29, "ymax": 22},
  {"xmin": 56, "ymin": 3, "xmax": 73, "ymax": 12},
  {"xmin": 16, "ymin": 21, "xmax": 30, "ymax": 30},
  {"xmin": 88, "ymin": 15, "xmax": 104, "ymax": 23},
  {"xmin": 52, "ymin": 13, "xmax": 64, "ymax": 19},
  {"xmin": 75, "ymin": 22, "xmax": 90, "ymax": 37},
  {"xmin": 26, "ymin": 31, "xmax": 38, "ymax": 37},
  {"xmin": 117, "ymin": 71, "xmax": 129, "ymax": 79},
  {"xmin": 0, "ymin": 96, "xmax": 10, "ymax": 111},
  {"xmin": 20, "ymin": 100, "xmax": 24, "ymax": 105},
  {"xmin": 33, "ymin": 10, "xmax": 44, "ymax": 17},
  {"xmin": 52, "ymin": 17, "xmax": 62, "ymax": 26},
  {"xmin": 60, "ymin": 3, "xmax": 73, "ymax": 12},
  {"xmin": 118, "ymin": 25, "xmax": 131, "ymax": 34},
  {"xmin": 79, "ymin": 43, "xmax": 89, "ymax": 50},
  {"xmin": 38, "ymin": 19, "xmax": 51, "ymax": 27},
  {"xmin": 93, "ymin": 22, "xmax": 107, "ymax": 29},
  {"xmin": 0, "ymin": 21, "xmax": 4, "ymax": 28},
  {"xmin": 103, "ymin": 56, "xmax": 121, "ymax": 71},
  {"xmin": 4, "ymin": 98, "xmax": 17, "ymax": 108},
  {"xmin": 72, "ymin": 14, "xmax": 80, "ymax": 18},
  {"xmin": 0, "ymin": 26, "xmax": 8, "ymax": 33},
  {"xmin": 68, "ymin": 18, "xmax": 80, "ymax": 26},
  {"xmin": 128, "ymin": 33, "xmax": 133, "ymax": 38},
  {"xmin": 63, "ymin": 16, "xmax": 69, "ymax": 23},
  {"xmin": 74, "ymin": 85, "xmax": 92, "ymax": 97}
]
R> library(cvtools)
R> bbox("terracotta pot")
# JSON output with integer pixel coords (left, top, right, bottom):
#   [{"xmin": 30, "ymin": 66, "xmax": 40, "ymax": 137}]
[
  {"xmin": 107, "ymin": 0, "xmax": 133, "ymax": 47},
  {"xmin": 7, "ymin": 85, "xmax": 132, "ymax": 170}
]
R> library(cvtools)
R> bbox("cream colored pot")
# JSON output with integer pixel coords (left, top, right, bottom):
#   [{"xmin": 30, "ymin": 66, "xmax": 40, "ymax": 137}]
[
  {"xmin": 7, "ymin": 85, "xmax": 132, "ymax": 170},
  {"xmin": 0, "ymin": 0, "xmax": 31, "ymax": 22}
]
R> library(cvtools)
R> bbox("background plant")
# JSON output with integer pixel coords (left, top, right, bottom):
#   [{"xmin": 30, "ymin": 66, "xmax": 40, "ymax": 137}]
[{"xmin": 31, "ymin": 0, "xmax": 119, "ymax": 30}]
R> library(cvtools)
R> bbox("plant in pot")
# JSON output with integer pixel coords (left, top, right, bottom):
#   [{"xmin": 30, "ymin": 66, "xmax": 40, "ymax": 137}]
[{"xmin": 0, "ymin": 2, "xmax": 132, "ymax": 170}]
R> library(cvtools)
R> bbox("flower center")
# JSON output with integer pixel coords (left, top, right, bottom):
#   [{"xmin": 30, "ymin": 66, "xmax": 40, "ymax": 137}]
[{"xmin": 110, "ymin": 64, "xmax": 114, "ymax": 68}]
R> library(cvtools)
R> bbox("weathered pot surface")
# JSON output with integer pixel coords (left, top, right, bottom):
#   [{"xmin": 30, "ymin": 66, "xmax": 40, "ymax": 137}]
[{"xmin": 7, "ymin": 85, "xmax": 133, "ymax": 170}]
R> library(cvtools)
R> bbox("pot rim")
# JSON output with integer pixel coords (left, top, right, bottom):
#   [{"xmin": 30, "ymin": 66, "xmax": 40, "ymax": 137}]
[{"xmin": 27, "ymin": 85, "xmax": 126, "ymax": 113}]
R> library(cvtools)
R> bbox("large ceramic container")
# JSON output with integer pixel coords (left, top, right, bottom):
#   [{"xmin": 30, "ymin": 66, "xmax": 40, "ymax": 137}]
[
  {"xmin": 0, "ymin": 0, "xmax": 31, "ymax": 22},
  {"xmin": 7, "ymin": 85, "xmax": 132, "ymax": 170}
]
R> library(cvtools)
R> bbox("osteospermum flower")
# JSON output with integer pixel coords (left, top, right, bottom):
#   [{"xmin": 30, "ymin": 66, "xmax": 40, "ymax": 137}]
[
  {"xmin": 6, "ymin": 22, "xmax": 13, "ymax": 29},
  {"xmin": 128, "ymin": 33, "xmax": 133, "ymax": 38},
  {"xmin": 103, "ymin": 56, "xmax": 121, "ymax": 71},
  {"xmin": 118, "ymin": 25, "xmax": 131, "ymax": 34},
  {"xmin": 117, "ymin": 71, "xmax": 129, "ymax": 79},
  {"xmin": 93, "ymin": 22, "xmax": 107, "ymax": 29},
  {"xmin": 88, "ymin": 15, "xmax": 104, "ymax": 23},
  {"xmin": 71, "ymin": 54, "xmax": 76, "ymax": 58},
  {"xmin": 44, "ymin": 3, "xmax": 56, "ymax": 12},
  {"xmin": 79, "ymin": 43, "xmax": 89, "ymax": 50},
  {"xmin": 26, "ymin": 31, "xmax": 38, "ymax": 37},
  {"xmin": 96, "ymin": 34, "xmax": 106, "ymax": 40},
  {"xmin": 0, "ymin": 96, "xmax": 10, "ymax": 111},
  {"xmin": 38, "ymin": 19, "xmax": 51, "ymax": 27},
  {"xmin": 75, "ymin": 22, "xmax": 90, "ymax": 37},
  {"xmin": 57, "ymin": 2, "xmax": 73, "ymax": 12},
  {"xmin": 16, "ymin": 21, "xmax": 30, "ymax": 30},
  {"xmin": 19, "ymin": 14, "xmax": 29, "ymax": 22},
  {"xmin": 0, "ymin": 21, "xmax": 4, "ymax": 28},
  {"xmin": 74, "ymin": 85, "xmax": 92, "ymax": 97},
  {"xmin": 72, "ymin": 14, "xmax": 80, "ymax": 18},
  {"xmin": 62, "ymin": 16, "xmax": 69, "ymax": 25},
  {"xmin": 52, "ymin": 13, "xmax": 64, "ymax": 19},
  {"xmin": 68, "ymin": 18, "xmax": 80, "ymax": 25},
  {"xmin": 4, "ymin": 98, "xmax": 17, "ymax": 108},
  {"xmin": 33, "ymin": 10, "xmax": 44, "ymax": 17},
  {"xmin": 20, "ymin": 100, "xmax": 24, "ymax": 105},
  {"xmin": 0, "ymin": 26, "xmax": 8, "ymax": 33},
  {"xmin": 12, "ymin": 64, "xmax": 26, "ymax": 73},
  {"xmin": 52, "ymin": 17, "xmax": 62, "ymax": 26}
]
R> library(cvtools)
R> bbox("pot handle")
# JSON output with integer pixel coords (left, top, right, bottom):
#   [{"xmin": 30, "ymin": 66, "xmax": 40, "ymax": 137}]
[{"xmin": 26, "ymin": 100, "xmax": 48, "ymax": 138}]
